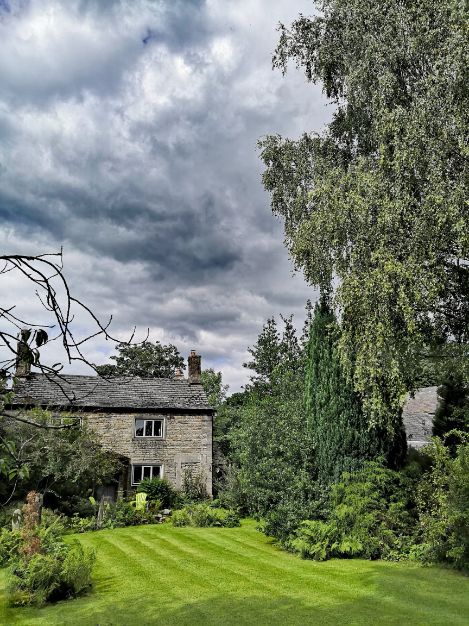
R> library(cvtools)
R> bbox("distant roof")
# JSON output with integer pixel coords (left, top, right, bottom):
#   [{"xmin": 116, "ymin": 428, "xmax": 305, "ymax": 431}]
[
  {"xmin": 402, "ymin": 386, "xmax": 438, "ymax": 449},
  {"xmin": 10, "ymin": 374, "xmax": 213, "ymax": 412}
]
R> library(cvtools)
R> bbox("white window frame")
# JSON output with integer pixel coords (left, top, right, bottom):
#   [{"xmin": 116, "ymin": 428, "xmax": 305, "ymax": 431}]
[
  {"xmin": 131, "ymin": 464, "xmax": 163, "ymax": 486},
  {"xmin": 134, "ymin": 417, "xmax": 165, "ymax": 439}
]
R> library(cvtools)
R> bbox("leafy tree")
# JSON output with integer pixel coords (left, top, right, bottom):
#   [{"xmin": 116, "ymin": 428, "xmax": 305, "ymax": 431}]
[
  {"xmin": 95, "ymin": 341, "xmax": 184, "ymax": 378},
  {"xmin": 200, "ymin": 369, "xmax": 228, "ymax": 409},
  {"xmin": 260, "ymin": 0, "xmax": 469, "ymax": 440},
  {"xmin": 305, "ymin": 301, "xmax": 405, "ymax": 476},
  {"xmin": 243, "ymin": 317, "xmax": 282, "ymax": 391},
  {"xmin": 244, "ymin": 315, "xmax": 302, "ymax": 393},
  {"xmin": 232, "ymin": 310, "xmax": 321, "ymax": 539},
  {"xmin": 1, "ymin": 410, "xmax": 121, "ymax": 513}
]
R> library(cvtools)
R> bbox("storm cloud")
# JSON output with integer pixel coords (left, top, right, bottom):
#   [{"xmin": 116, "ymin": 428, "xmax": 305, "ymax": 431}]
[{"xmin": 0, "ymin": 0, "xmax": 329, "ymax": 390}]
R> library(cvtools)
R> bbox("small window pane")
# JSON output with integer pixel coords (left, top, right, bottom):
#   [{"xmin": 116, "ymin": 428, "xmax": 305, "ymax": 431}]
[
  {"xmin": 143, "ymin": 466, "xmax": 152, "ymax": 479},
  {"xmin": 145, "ymin": 421, "xmax": 153, "ymax": 437},
  {"xmin": 152, "ymin": 466, "xmax": 161, "ymax": 479},
  {"xmin": 153, "ymin": 421, "xmax": 162, "ymax": 437},
  {"xmin": 133, "ymin": 466, "xmax": 142, "ymax": 484},
  {"xmin": 135, "ymin": 420, "xmax": 144, "ymax": 437}
]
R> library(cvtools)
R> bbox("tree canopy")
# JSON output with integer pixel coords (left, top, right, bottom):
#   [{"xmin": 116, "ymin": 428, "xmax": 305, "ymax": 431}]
[
  {"xmin": 260, "ymin": 0, "xmax": 469, "ymax": 434},
  {"xmin": 95, "ymin": 341, "xmax": 184, "ymax": 379}
]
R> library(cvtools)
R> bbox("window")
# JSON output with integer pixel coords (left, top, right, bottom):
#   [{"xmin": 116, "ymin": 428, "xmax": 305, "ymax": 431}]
[
  {"xmin": 131, "ymin": 464, "xmax": 162, "ymax": 485},
  {"xmin": 135, "ymin": 418, "xmax": 163, "ymax": 438}
]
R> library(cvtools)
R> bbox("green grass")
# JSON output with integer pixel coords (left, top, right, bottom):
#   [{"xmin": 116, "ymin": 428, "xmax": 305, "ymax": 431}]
[{"xmin": 1, "ymin": 520, "xmax": 468, "ymax": 625}]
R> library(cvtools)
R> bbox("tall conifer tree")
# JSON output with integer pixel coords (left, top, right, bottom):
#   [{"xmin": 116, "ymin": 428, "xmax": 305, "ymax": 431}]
[{"xmin": 305, "ymin": 301, "xmax": 405, "ymax": 482}]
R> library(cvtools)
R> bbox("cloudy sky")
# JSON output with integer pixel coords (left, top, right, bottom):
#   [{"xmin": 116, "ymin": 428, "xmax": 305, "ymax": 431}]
[{"xmin": 0, "ymin": 0, "xmax": 330, "ymax": 392}]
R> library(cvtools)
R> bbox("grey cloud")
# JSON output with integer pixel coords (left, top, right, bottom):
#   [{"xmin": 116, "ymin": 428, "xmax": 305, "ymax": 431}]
[{"xmin": 0, "ymin": 0, "xmax": 327, "ymax": 390}]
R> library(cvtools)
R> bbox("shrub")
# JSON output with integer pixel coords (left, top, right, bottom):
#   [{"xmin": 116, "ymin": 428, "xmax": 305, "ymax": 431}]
[
  {"xmin": 217, "ymin": 466, "xmax": 250, "ymax": 516},
  {"xmin": 67, "ymin": 515, "xmax": 97, "ymax": 534},
  {"xmin": 0, "ymin": 528, "xmax": 21, "ymax": 566},
  {"xmin": 289, "ymin": 461, "xmax": 416, "ymax": 561},
  {"xmin": 6, "ymin": 495, "xmax": 96, "ymax": 606},
  {"xmin": 99, "ymin": 498, "xmax": 163, "ymax": 529},
  {"xmin": 171, "ymin": 508, "xmax": 192, "ymax": 527},
  {"xmin": 415, "ymin": 438, "xmax": 469, "ymax": 570},
  {"xmin": 61, "ymin": 542, "xmax": 96, "ymax": 595},
  {"xmin": 137, "ymin": 478, "xmax": 178, "ymax": 508},
  {"xmin": 8, "ymin": 542, "xmax": 95, "ymax": 606},
  {"xmin": 171, "ymin": 503, "xmax": 240, "ymax": 528},
  {"xmin": 182, "ymin": 468, "xmax": 208, "ymax": 502}
]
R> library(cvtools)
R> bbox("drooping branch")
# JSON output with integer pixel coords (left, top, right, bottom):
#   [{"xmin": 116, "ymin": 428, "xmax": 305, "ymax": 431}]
[{"xmin": 0, "ymin": 250, "xmax": 142, "ymax": 425}]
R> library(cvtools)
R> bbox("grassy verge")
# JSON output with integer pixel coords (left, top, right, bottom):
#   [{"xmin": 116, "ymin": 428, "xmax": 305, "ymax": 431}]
[{"xmin": 1, "ymin": 520, "xmax": 468, "ymax": 625}]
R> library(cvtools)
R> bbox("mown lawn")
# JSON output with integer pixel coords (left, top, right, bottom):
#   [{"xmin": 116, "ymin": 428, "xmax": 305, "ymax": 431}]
[{"xmin": 1, "ymin": 520, "xmax": 468, "ymax": 626}]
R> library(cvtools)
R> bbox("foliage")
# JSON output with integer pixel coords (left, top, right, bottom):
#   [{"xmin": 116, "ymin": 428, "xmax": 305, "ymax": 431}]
[
  {"xmin": 200, "ymin": 369, "xmax": 228, "ymax": 409},
  {"xmin": 182, "ymin": 467, "xmax": 209, "ymax": 502},
  {"xmin": 415, "ymin": 438, "xmax": 469, "ymax": 570},
  {"xmin": 4, "ymin": 497, "xmax": 95, "ymax": 606},
  {"xmin": 99, "ymin": 498, "xmax": 162, "ymax": 529},
  {"xmin": 95, "ymin": 341, "xmax": 184, "ymax": 378},
  {"xmin": 1, "ymin": 412, "xmax": 121, "ymax": 514},
  {"xmin": 244, "ymin": 315, "xmax": 303, "ymax": 393},
  {"xmin": 8, "ymin": 541, "xmax": 95, "ymax": 607},
  {"xmin": 216, "ymin": 465, "xmax": 250, "ymax": 516},
  {"xmin": 232, "ymin": 312, "xmax": 320, "ymax": 541},
  {"xmin": 433, "ymin": 373, "xmax": 469, "ymax": 451},
  {"xmin": 260, "ymin": 0, "xmax": 469, "ymax": 434},
  {"xmin": 306, "ymin": 301, "xmax": 405, "ymax": 475},
  {"xmin": 289, "ymin": 461, "xmax": 416, "ymax": 561},
  {"xmin": 66, "ymin": 515, "xmax": 97, "ymax": 534},
  {"xmin": 171, "ymin": 503, "xmax": 240, "ymax": 528},
  {"xmin": 0, "ymin": 529, "xmax": 21, "ymax": 566},
  {"xmin": 200, "ymin": 368, "xmax": 240, "ymax": 491},
  {"xmin": 137, "ymin": 478, "xmax": 178, "ymax": 508}
]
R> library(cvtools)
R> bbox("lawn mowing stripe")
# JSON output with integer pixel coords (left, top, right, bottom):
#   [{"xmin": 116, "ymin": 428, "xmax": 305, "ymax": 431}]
[
  {"xmin": 96, "ymin": 529, "xmax": 468, "ymax": 626},
  {"xmin": 115, "ymin": 530, "xmax": 287, "ymax": 602},
  {"xmin": 156, "ymin": 526, "xmax": 364, "ymax": 591},
  {"xmin": 174, "ymin": 530, "xmax": 364, "ymax": 600},
  {"xmin": 109, "ymin": 532, "xmax": 224, "ymax": 594},
  {"xmin": 94, "ymin": 532, "xmax": 207, "ymax": 592},
  {"xmin": 209, "ymin": 531, "xmax": 469, "ymax": 625},
  {"xmin": 96, "ymin": 531, "xmax": 277, "ymax": 626},
  {"xmin": 89, "ymin": 534, "xmax": 215, "ymax": 624},
  {"xmin": 145, "ymin": 529, "xmax": 363, "ymax": 606},
  {"xmin": 2, "ymin": 525, "xmax": 469, "ymax": 626},
  {"xmin": 121, "ymin": 528, "xmax": 469, "ymax": 625},
  {"xmin": 104, "ymin": 527, "xmax": 315, "ymax": 602},
  {"xmin": 360, "ymin": 565, "xmax": 469, "ymax": 625}
]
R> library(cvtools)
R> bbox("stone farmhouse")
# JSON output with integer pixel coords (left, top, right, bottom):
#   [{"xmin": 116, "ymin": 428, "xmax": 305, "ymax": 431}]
[{"xmin": 11, "ymin": 350, "xmax": 214, "ymax": 500}]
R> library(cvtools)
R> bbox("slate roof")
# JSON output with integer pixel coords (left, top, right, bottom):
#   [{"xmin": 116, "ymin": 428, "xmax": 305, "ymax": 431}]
[
  {"xmin": 402, "ymin": 386, "xmax": 438, "ymax": 449},
  {"xmin": 10, "ymin": 374, "xmax": 213, "ymax": 412}
]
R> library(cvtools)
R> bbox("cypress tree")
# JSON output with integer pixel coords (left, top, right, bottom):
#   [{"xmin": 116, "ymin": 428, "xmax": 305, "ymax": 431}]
[{"xmin": 305, "ymin": 301, "xmax": 404, "ymax": 484}]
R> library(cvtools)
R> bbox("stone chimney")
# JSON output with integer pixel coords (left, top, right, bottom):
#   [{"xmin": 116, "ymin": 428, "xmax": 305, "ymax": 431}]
[
  {"xmin": 174, "ymin": 367, "xmax": 184, "ymax": 380},
  {"xmin": 15, "ymin": 329, "xmax": 32, "ymax": 377},
  {"xmin": 188, "ymin": 350, "xmax": 201, "ymax": 384}
]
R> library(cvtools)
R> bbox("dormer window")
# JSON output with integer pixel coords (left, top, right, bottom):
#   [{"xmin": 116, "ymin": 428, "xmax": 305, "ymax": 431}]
[{"xmin": 134, "ymin": 418, "xmax": 164, "ymax": 438}]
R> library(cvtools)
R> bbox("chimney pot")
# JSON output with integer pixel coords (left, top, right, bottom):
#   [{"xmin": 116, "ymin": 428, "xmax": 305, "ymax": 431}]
[
  {"xmin": 188, "ymin": 350, "xmax": 201, "ymax": 384},
  {"xmin": 15, "ymin": 329, "xmax": 32, "ymax": 377}
]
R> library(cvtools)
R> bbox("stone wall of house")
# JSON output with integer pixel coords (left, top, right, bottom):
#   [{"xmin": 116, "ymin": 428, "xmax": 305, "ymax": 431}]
[{"xmin": 84, "ymin": 411, "xmax": 213, "ymax": 496}]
